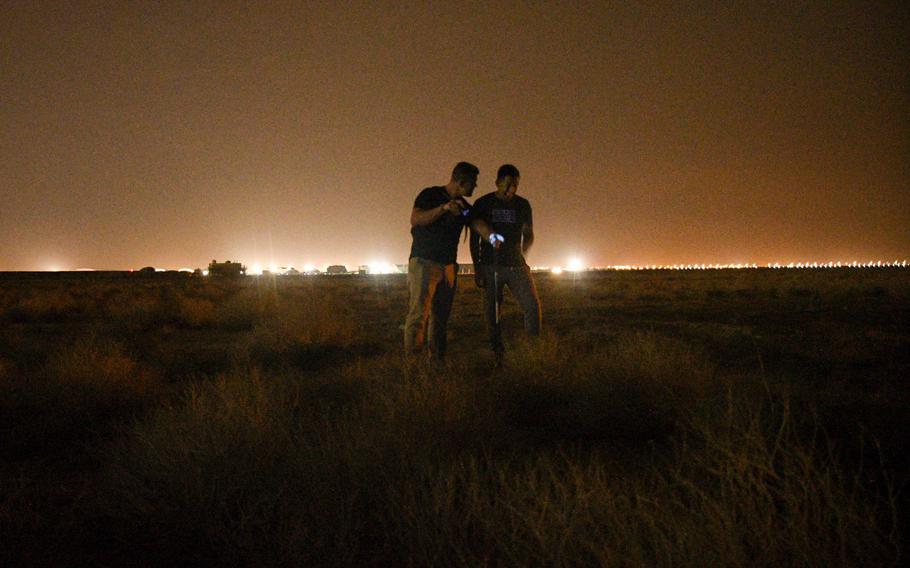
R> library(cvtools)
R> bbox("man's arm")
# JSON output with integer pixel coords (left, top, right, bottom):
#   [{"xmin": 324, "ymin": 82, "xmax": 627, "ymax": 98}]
[
  {"xmin": 411, "ymin": 201, "xmax": 460, "ymax": 227},
  {"xmin": 469, "ymin": 226, "xmax": 482, "ymax": 265},
  {"xmin": 521, "ymin": 222, "xmax": 534, "ymax": 255},
  {"xmin": 470, "ymin": 219, "xmax": 495, "ymax": 243}
]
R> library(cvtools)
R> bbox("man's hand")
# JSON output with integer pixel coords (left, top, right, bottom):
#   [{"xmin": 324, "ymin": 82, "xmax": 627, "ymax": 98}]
[
  {"xmin": 442, "ymin": 199, "xmax": 463, "ymax": 216},
  {"xmin": 474, "ymin": 268, "xmax": 485, "ymax": 288}
]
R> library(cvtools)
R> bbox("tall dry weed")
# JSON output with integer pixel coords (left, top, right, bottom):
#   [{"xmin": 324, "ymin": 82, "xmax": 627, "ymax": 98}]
[
  {"xmin": 1, "ymin": 335, "xmax": 159, "ymax": 457},
  {"xmin": 175, "ymin": 295, "xmax": 217, "ymax": 328},
  {"xmin": 492, "ymin": 331, "xmax": 717, "ymax": 447},
  {"xmin": 247, "ymin": 292, "xmax": 360, "ymax": 367},
  {"xmin": 102, "ymin": 289, "xmax": 164, "ymax": 330},
  {"xmin": 47, "ymin": 335, "xmax": 156, "ymax": 401},
  {"xmin": 5, "ymin": 289, "xmax": 82, "ymax": 322}
]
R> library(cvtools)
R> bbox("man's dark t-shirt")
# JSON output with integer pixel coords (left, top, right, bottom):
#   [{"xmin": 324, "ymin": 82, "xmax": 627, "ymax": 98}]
[
  {"xmin": 473, "ymin": 193, "xmax": 532, "ymax": 267},
  {"xmin": 409, "ymin": 186, "xmax": 471, "ymax": 265}
]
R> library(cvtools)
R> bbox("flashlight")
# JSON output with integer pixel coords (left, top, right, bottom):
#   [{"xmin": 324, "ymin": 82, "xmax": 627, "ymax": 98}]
[
  {"xmin": 488, "ymin": 233, "xmax": 504, "ymax": 246},
  {"xmin": 455, "ymin": 198, "xmax": 471, "ymax": 216}
]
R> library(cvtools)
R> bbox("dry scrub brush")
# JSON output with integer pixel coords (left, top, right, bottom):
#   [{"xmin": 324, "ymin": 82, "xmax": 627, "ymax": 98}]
[{"xmin": 0, "ymin": 334, "xmax": 160, "ymax": 458}]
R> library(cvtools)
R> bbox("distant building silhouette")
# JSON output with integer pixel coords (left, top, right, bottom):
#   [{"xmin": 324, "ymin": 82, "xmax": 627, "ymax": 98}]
[
  {"xmin": 208, "ymin": 259, "xmax": 245, "ymax": 277},
  {"xmin": 326, "ymin": 265, "xmax": 348, "ymax": 274}
]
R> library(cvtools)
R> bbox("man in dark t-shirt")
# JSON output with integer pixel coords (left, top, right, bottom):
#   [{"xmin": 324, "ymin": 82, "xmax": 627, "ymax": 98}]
[
  {"xmin": 405, "ymin": 162, "xmax": 499, "ymax": 359},
  {"xmin": 470, "ymin": 164, "xmax": 541, "ymax": 361}
]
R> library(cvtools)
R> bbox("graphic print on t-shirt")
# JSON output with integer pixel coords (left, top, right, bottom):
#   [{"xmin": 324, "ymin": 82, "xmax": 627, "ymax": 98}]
[{"xmin": 491, "ymin": 209, "xmax": 517, "ymax": 224}]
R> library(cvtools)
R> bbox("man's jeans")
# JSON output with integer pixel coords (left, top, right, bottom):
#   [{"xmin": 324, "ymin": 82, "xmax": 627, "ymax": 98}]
[
  {"xmin": 481, "ymin": 264, "xmax": 541, "ymax": 352},
  {"xmin": 404, "ymin": 257, "xmax": 457, "ymax": 358}
]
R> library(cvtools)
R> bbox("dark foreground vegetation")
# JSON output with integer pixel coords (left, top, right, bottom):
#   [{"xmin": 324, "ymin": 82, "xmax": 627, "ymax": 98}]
[{"xmin": 1, "ymin": 268, "xmax": 907, "ymax": 566}]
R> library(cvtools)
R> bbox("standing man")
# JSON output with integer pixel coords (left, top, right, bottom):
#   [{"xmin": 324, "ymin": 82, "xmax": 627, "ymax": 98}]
[
  {"xmin": 470, "ymin": 164, "xmax": 541, "ymax": 361},
  {"xmin": 405, "ymin": 162, "xmax": 499, "ymax": 359}
]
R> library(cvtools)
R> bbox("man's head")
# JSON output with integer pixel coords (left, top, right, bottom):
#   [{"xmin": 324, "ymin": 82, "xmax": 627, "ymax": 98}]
[
  {"xmin": 451, "ymin": 161, "xmax": 479, "ymax": 197},
  {"xmin": 495, "ymin": 164, "xmax": 520, "ymax": 201}
]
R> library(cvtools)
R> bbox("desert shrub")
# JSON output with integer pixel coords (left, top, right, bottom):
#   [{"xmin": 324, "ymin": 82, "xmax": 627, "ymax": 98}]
[
  {"xmin": 211, "ymin": 289, "xmax": 261, "ymax": 330},
  {"xmin": 493, "ymin": 331, "xmax": 716, "ymax": 447},
  {"xmin": 0, "ymin": 335, "xmax": 159, "ymax": 458},
  {"xmin": 175, "ymin": 295, "xmax": 217, "ymax": 328},
  {"xmin": 4, "ymin": 289, "xmax": 83, "ymax": 323},
  {"xmin": 47, "ymin": 335, "xmax": 154, "ymax": 398},
  {"xmin": 102, "ymin": 288, "xmax": 166, "ymax": 330},
  {"xmin": 247, "ymin": 292, "xmax": 360, "ymax": 368},
  {"xmin": 96, "ymin": 370, "xmax": 367, "ymax": 565}
]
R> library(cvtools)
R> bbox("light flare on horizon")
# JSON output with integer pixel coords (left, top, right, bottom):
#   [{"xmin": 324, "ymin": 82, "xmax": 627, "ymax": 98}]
[{"xmin": 367, "ymin": 261, "xmax": 398, "ymax": 275}]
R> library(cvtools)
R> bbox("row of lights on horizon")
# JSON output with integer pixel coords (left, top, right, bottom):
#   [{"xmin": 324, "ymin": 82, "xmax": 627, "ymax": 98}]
[
  {"xmin": 587, "ymin": 260, "xmax": 910, "ymax": 271},
  {"xmin": 38, "ymin": 258, "xmax": 909, "ymax": 274},
  {"xmin": 233, "ymin": 258, "xmax": 910, "ymax": 275}
]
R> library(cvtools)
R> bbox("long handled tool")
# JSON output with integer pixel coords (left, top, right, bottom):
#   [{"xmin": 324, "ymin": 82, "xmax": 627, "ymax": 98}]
[
  {"xmin": 488, "ymin": 233, "xmax": 504, "ymax": 324},
  {"xmin": 493, "ymin": 245, "xmax": 500, "ymax": 325}
]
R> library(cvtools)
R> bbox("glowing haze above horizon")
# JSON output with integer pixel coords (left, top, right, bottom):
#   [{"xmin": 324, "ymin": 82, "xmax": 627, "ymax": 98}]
[{"xmin": 2, "ymin": 1, "xmax": 908, "ymax": 271}]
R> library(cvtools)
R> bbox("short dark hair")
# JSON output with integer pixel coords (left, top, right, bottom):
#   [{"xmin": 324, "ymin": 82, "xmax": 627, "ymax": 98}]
[
  {"xmin": 496, "ymin": 164, "xmax": 520, "ymax": 181},
  {"xmin": 451, "ymin": 162, "xmax": 479, "ymax": 184}
]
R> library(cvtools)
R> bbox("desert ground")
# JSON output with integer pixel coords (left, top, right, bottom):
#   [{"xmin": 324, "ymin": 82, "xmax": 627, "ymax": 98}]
[{"xmin": 1, "ymin": 268, "xmax": 907, "ymax": 566}]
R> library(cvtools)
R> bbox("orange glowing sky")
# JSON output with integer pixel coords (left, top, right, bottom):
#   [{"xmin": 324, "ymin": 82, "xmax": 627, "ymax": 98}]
[{"xmin": 2, "ymin": 1, "xmax": 908, "ymax": 271}]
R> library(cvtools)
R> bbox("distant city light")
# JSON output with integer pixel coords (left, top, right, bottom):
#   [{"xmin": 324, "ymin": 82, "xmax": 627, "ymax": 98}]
[
  {"xmin": 567, "ymin": 258, "xmax": 584, "ymax": 272},
  {"xmin": 551, "ymin": 266, "xmax": 563, "ymax": 274},
  {"xmin": 302, "ymin": 263, "xmax": 316, "ymax": 273},
  {"xmin": 249, "ymin": 263, "xmax": 263, "ymax": 275},
  {"xmin": 368, "ymin": 261, "xmax": 398, "ymax": 275}
]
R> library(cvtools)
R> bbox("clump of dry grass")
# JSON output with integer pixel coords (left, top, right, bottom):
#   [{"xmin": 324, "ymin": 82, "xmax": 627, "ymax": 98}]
[
  {"xmin": 0, "ymin": 335, "xmax": 160, "ymax": 458},
  {"xmin": 47, "ymin": 335, "xmax": 157, "ymax": 400},
  {"xmin": 174, "ymin": 295, "xmax": 217, "ymax": 328},
  {"xmin": 211, "ymin": 288, "xmax": 261, "ymax": 329},
  {"xmin": 3, "ymin": 289, "xmax": 83, "ymax": 322},
  {"xmin": 246, "ymin": 291, "xmax": 360, "ymax": 368},
  {"xmin": 490, "ymin": 331, "xmax": 716, "ymax": 448},
  {"xmin": 101, "ymin": 288, "xmax": 165, "ymax": 330}
]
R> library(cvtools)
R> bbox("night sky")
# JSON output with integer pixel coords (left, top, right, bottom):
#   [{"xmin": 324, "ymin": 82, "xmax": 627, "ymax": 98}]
[{"xmin": 2, "ymin": 1, "xmax": 908, "ymax": 271}]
